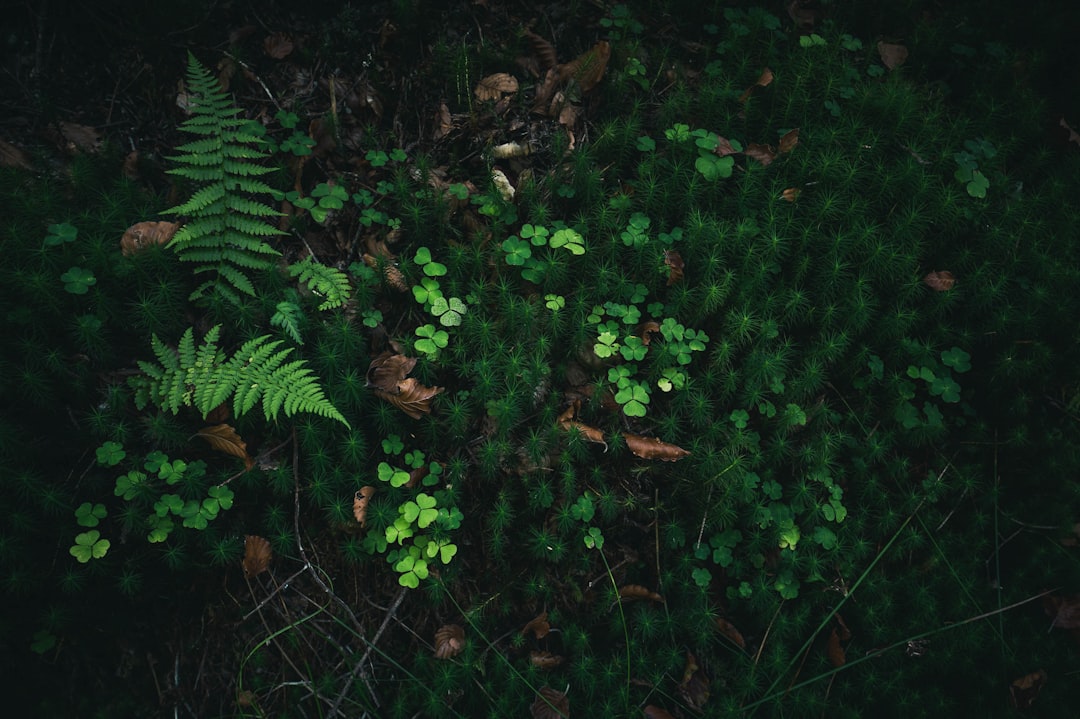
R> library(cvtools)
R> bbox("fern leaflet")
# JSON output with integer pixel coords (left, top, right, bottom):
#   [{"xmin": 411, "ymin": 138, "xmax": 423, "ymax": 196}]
[{"xmin": 288, "ymin": 257, "xmax": 352, "ymax": 311}]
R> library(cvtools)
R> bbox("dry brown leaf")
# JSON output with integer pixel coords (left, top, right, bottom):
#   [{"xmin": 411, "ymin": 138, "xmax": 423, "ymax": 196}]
[
  {"xmin": 557, "ymin": 403, "xmax": 607, "ymax": 448},
  {"xmin": 59, "ymin": 122, "xmax": 102, "ymax": 153},
  {"xmin": 786, "ymin": 0, "xmax": 819, "ymax": 31},
  {"xmin": 263, "ymin": 32, "xmax": 294, "ymax": 59},
  {"xmin": 366, "ymin": 351, "xmax": 417, "ymax": 393},
  {"xmin": 625, "ymin": 433, "xmax": 690, "ymax": 462},
  {"xmin": 618, "ymin": 584, "xmax": 664, "ymax": 603},
  {"xmin": 565, "ymin": 40, "xmax": 610, "ymax": 93},
  {"xmin": 196, "ymin": 424, "xmax": 254, "ymax": 470},
  {"xmin": 714, "ymin": 135, "xmax": 740, "ymax": 158},
  {"xmin": 877, "ymin": 41, "xmax": 909, "ymax": 70},
  {"xmin": 835, "ymin": 613, "xmax": 852, "ymax": 641},
  {"xmin": 434, "ymin": 624, "xmax": 465, "ymax": 659},
  {"xmin": 678, "ymin": 651, "xmax": 710, "ymax": 711},
  {"xmin": 715, "ymin": 617, "xmax": 746, "ymax": 649},
  {"xmin": 1044, "ymin": 593, "xmax": 1080, "ymax": 628},
  {"xmin": 0, "ymin": 139, "xmax": 33, "ymax": 169},
  {"xmin": 475, "ymin": 72, "xmax": 519, "ymax": 102},
  {"xmin": 522, "ymin": 611, "xmax": 551, "ymax": 639},
  {"xmin": 781, "ymin": 188, "xmax": 801, "ymax": 202},
  {"xmin": 434, "ymin": 103, "xmax": 453, "ymax": 140},
  {"xmin": 529, "ymin": 651, "xmax": 564, "ymax": 669},
  {"xmin": 825, "ymin": 627, "xmax": 846, "ymax": 667},
  {"xmin": 738, "ymin": 67, "xmax": 774, "ymax": 103},
  {"xmin": 663, "ymin": 249, "xmax": 684, "ymax": 285},
  {"xmin": 530, "ymin": 686, "xmax": 569, "ymax": 719},
  {"xmin": 643, "ymin": 706, "xmax": 677, "ymax": 719},
  {"xmin": 743, "ymin": 143, "xmax": 778, "ymax": 167},
  {"xmin": 638, "ymin": 320, "xmax": 661, "ymax": 346},
  {"xmin": 923, "ymin": 270, "xmax": 956, "ymax": 291},
  {"xmin": 1059, "ymin": 117, "xmax": 1080, "ymax": 148},
  {"xmin": 120, "ymin": 221, "xmax": 180, "ymax": 257},
  {"xmin": 242, "ymin": 535, "xmax": 272, "ymax": 578},
  {"xmin": 779, "ymin": 128, "xmax": 800, "ymax": 154},
  {"xmin": 1009, "ymin": 669, "xmax": 1047, "ymax": 710},
  {"xmin": 558, "ymin": 103, "xmax": 578, "ymax": 130},
  {"xmin": 376, "ymin": 377, "xmax": 444, "ymax": 420},
  {"xmin": 353, "ymin": 486, "xmax": 376, "ymax": 526},
  {"xmin": 525, "ymin": 29, "xmax": 559, "ymax": 71}
]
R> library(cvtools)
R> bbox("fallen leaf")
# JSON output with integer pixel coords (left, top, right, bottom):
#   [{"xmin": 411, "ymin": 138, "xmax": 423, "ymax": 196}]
[
  {"xmin": 715, "ymin": 617, "xmax": 746, "ymax": 649},
  {"xmin": 564, "ymin": 40, "xmax": 610, "ymax": 93},
  {"xmin": 835, "ymin": 613, "xmax": 852, "ymax": 641},
  {"xmin": 743, "ymin": 143, "xmax": 778, "ymax": 167},
  {"xmin": 475, "ymin": 72, "xmax": 519, "ymax": 102},
  {"xmin": 0, "ymin": 139, "xmax": 33, "ymax": 169},
  {"xmin": 434, "ymin": 103, "xmax": 453, "ymax": 140},
  {"xmin": 353, "ymin": 486, "xmax": 376, "ymax": 526},
  {"xmin": 120, "ymin": 221, "xmax": 180, "ymax": 257},
  {"xmin": 1044, "ymin": 593, "xmax": 1080, "ymax": 628},
  {"xmin": 779, "ymin": 128, "xmax": 800, "ymax": 153},
  {"xmin": 739, "ymin": 67, "xmax": 774, "ymax": 102},
  {"xmin": 242, "ymin": 535, "xmax": 272, "ymax": 578},
  {"xmin": 530, "ymin": 651, "xmax": 564, "ymax": 669},
  {"xmin": 530, "ymin": 686, "xmax": 569, "ymax": 719},
  {"xmin": 196, "ymin": 424, "xmax": 254, "ymax": 470},
  {"xmin": 522, "ymin": 611, "xmax": 551, "ymax": 639},
  {"xmin": 366, "ymin": 352, "xmax": 417, "ymax": 393},
  {"xmin": 638, "ymin": 320, "xmax": 661, "ymax": 346},
  {"xmin": 877, "ymin": 41, "xmax": 909, "ymax": 70},
  {"xmin": 557, "ymin": 402, "xmax": 607, "ymax": 448},
  {"xmin": 786, "ymin": 0, "xmax": 819, "ymax": 31},
  {"xmin": 619, "ymin": 584, "xmax": 665, "ymax": 603},
  {"xmin": 825, "ymin": 627, "xmax": 846, "ymax": 667},
  {"xmin": 59, "ymin": 122, "xmax": 102, "ymax": 153},
  {"xmin": 781, "ymin": 188, "xmax": 801, "ymax": 202},
  {"xmin": 264, "ymin": 32, "xmax": 294, "ymax": 59},
  {"xmin": 663, "ymin": 249, "xmax": 684, "ymax": 285},
  {"xmin": 525, "ymin": 30, "xmax": 559, "ymax": 71},
  {"xmin": 714, "ymin": 135, "xmax": 740, "ymax": 158},
  {"xmin": 362, "ymin": 253, "xmax": 408, "ymax": 291},
  {"xmin": 1009, "ymin": 669, "xmax": 1047, "ymax": 710},
  {"xmin": 434, "ymin": 624, "xmax": 465, "ymax": 659},
  {"xmin": 625, "ymin": 433, "xmax": 690, "ymax": 462},
  {"xmin": 1059, "ymin": 117, "xmax": 1080, "ymax": 148},
  {"xmin": 678, "ymin": 651, "xmax": 710, "ymax": 711},
  {"xmin": 923, "ymin": 270, "xmax": 956, "ymax": 291},
  {"xmin": 375, "ymin": 377, "xmax": 444, "ymax": 420}
]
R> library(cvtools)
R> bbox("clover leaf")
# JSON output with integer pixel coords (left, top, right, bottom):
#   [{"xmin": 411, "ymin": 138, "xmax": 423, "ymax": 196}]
[
  {"xmin": 431, "ymin": 296, "xmax": 466, "ymax": 326},
  {"xmin": 378, "ymin": 461, "xmax": 411, "ymax": 488},
  {"xmin": 70, "ymin": 530, "xmax": 110, "ymax": 563},
  {"xmin": 61, "ymin": 266, "xmax": 96, "ymax": 294},
  {"xmin": 75, "ymin": 502, "xmax": 107, "ymax": 528},
  {"xmin": 45, "ymin": 222, "xmax": 78, "ymax": 246},
  {"xmin": 941, "ymin": 347, "xmax": 971, "ymax": 373},
  {"xmin": 96, "ymin": 441, "xmax": 126, "ymax": 467},
  {"xmin": 502, "ymin": 236, "xmax": 532, "ymax": 265}
]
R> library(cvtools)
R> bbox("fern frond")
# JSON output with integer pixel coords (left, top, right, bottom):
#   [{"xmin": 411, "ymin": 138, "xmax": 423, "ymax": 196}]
[
  {"xmin": 288, "ymin": 257, "xmax": 352, "ymax": 311},
  {"xmin": 271, "ymin": 301, "xmax": 305, "ymax": 344},
  {"xmin": 129, "ymin": 325, "xmax": 348, "ymax": 427}
]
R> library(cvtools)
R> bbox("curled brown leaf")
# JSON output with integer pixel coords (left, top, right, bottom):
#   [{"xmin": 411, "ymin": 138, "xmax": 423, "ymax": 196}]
[
  {"xmin": 434, "ymin": 624, "xmax": 465, "ymax": 659},
  {"xmin": 522, "ymin": 611, "xmax": 551, "ymax": 639},
  {"xmin": 242, "ymin": 535, "xmax": 272, "ymax": 578},
  {"xmin": 781, "ymin": 188, "xmax": 801, "ymax": 202},
  {"xmin": 663, "ymin": 249, "xmax": 685, "ymax": 285},
  {"xmin": 743, "ymin": 142, "xmax": 778, "ymax": 167},
  {"xmin": 1009, "ymin": 669, "xmax": 1047, "ymax": 710},
  {"xmin": 624, "ymin": 433, "xmax": 690, "ymax": 462},
  {"xmin": 715, "ymin": 617, "xmax": 746, "ymax": 649},
  {"xmin": 196, "ymin": 423, "xmax": 254, "ymax": 470},
  {"xmin": 475, "ymin": 72, "xmax": 519, "ymax": 102},
  {"xmin": 353, "ymin": 486, "xmax": 376, "ymax": 526},
  {"xmin": 120, "ymin": 221, "xmax": 179, "ymax": 257},
  {"xmin": 678, "ymin": 651, "xmax": 710, "ymax": 711},
  {"xmin": 263, "ymin": 32, "xmax": 294, "ymax": 59},
  {"xmin": 877, "ymin": 41, "xmax": 909, "ymax": 70},
  {"xmin": 529, "ymin": 651, "xmax": 564, "ymax": 669},
  {"xmin": 825, "ymin": 627, "xmax": 846, "ymax": 667},
  {"xmin": 530, "ymin": 686, "xmax": 569, "ymax": 719},
  {"xmin": 779, "ymin": 128, "xmax": 800, "ymax": 154},
  {"xmin": 376, "ymin": 377, "xmax": 444, "ymax": 420},
  {"xmin": 618, "ymin": 584, "xmax": 665, "ymax": 603},
  {"xmin": 557, "ymin": 402, "xmax": 607, "ymax": 449},
  {"xmin": 738, "ymin": 67, "xmax": 774, "ymax": 102},
  {"xmin": 923, "ymin": 270, "xmax": 956, "ymax": 292}
]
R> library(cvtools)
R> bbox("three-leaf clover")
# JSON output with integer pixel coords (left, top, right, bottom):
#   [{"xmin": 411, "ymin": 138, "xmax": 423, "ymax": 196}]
[
  {"xmin": 61, "ymin": 266, "xmax": 96, "ymax": 294},
  {"xmin": 378, "ymin": 461, "xmax": 411, "ymax": 488},
  {"xmin": 70, "ymin": 530, "xmax": 110, "ymax": 563},
  {"xmin": 941, "ymin": 347, "xmax": 971, "ymax": 373},
  {"xmin": 431, "ymin": 296, "xmax": 466, "ymax": 326},
  {"xmin": 414, "ymin": 324, "xmax": 449, "ymax": 356},
  {"xmin": 75, "ymin": 502, "xmax": 107, "ymax": 528},
  {"xmin": 502, "ymin": 236, "xmax": 532, "ymax": 265},
  {"xmin": 402, "ymin": 493, "xmax": 439, "ymax": 529},
  {"xmin": 96, "ymin": 441, "xmax": 126, "ymax": 467},
  {"xmin": 45, "ymin": 223, "xmax": 78, "ymax": 246}
]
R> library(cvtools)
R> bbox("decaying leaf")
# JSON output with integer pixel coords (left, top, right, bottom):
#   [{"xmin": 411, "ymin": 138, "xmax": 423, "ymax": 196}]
[
  {"xmin": 663, "ymin": 249, "xmax": 685, "ymax": 285},
  {"xmin": 525, "ymin": 30, "xmax": 559, "ymax": 71},
  {"xmin": 475, "ymin": 72, "xmax": 519, "ymax": 102},
  {"xmin": 625, "ymin": 433, "xmax": 690, "ymax": 462},
  {"xmin": 715, "ymin": 617, "xmax": 746, "ymax": 649},
  {"xmin": 1044, "ymin": 593, "xmax": 1080, "ymax": 628},
  {"xmin": 678, "ymin": 651, "xmax": 710, "ymax": 711},
  {"xmin": 264, "ymin": 32, "xmax": 294, "ymax": 59},
  {"xmin": 638, "ymin": 320, "xmax": 661, "ymax": 346},
  {"xmin": 530, "ymin": 686, "xmax": 569, "ymax": 719},
  {"xmin": 923, "ymin": 270, "xmax": 956, "ymax": 291},
  {"xmin": 779, "ymin": 128, "xmax": 800, "ymax": 154},
  {"xmin": 714, "ymin": 135, "xmax": 740, "ymax": 158},
  {"xmin": 738, "ymin": 67, "xmax": 774, "ymax": 103},
  {"xmin": 781, "ymin": 188, "xmax": 801, "ymax": 202},
  {"xmin": 242, "ymin": 535, "xmax": 272, "ymax": 578},
  {"xmin": 825, "ymin": 627, "xmax": 846, "ymax": 667},
  {"xmin": 353, "ymin": 486, "xmax": 376, "ymax": 526},
  {"xmin": 367, "ymin": 351, "xmax": 417, "ymax": 393},
  {"xmin": 0, "ymin": 139, "xmax": 32, "ymax": 169},
  {"xmin": 434, "ymin": 624, "xmax": 465, "ymax": 659},
  {"xmin": 120, "ymin": 221, "xmax": 180, "ymax": 257},
  {"xmin": 196, "ymin": 424, "xmax": 254, "ymax": 470},
  {"xmin": 557, "ymin": 402, "xmax": 607, "ymax": 449},
  {"xmin": 1009, "ymin": 669, "xmax": 1047, "ymax": 710},
  {"xmin": 367, "ymin": 352, "xmax": 443, "ymax": 419},
  {"xmin": 522, "ymin": 611, "xmax": 551, "ymax": 639},
  {"xmin": 59, "ymin": 121, "xmax": 102, "ymax": 153},
  {"xmin": 1059, "ymin": 117, "xmax": 1080, "ymax": 148},
  {"xmin": 530, "ymin": 651, "xmax": 564, "ymax": 669},
  {"xmin": 618, "ymin": 584, "xmax": 664, "ymax": 603},
  {"xmin": 378, "ymin": 377, "xmax": 444, "ymax": 420},
  {"xmin": 643, "ymin": 707, "xmax": 677, "ymax": 719},
  {"xmin": 434, "ymin": 103, "xmax": 453, "ymax": 140},
  {"xmin": 564, "ymin": 40, "xmax": 610, "ymax": 94},
  {"xmin": 877, "ymin": 41, "xmax": 909, "ymax": 71},
  {"xmin": 743, "ymin": 143, "xmax": 778, "ymax": 167}
]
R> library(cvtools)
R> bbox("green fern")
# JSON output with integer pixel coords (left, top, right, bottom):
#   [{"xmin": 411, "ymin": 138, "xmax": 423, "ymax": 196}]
[
  {"xmin": 288, "ymin": 257, "xmax": 352, "ymax": 311},
  {"xmin": 130, "ymin": 325, "xmax": 349, "ymax": 427},
  {"xmin": 271, "ymin": 300, "xmax": 305, "ymax": 344},
  {"xmin": 163, "ymin": 53, "xmax": 285, "ymax": 306}
]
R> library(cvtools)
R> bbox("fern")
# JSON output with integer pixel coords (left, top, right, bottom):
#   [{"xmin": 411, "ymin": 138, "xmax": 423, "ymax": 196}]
[
  {"xmin": 288, "ymin": 257, "xmax": 352, "ymax": 311},
  {"xmin": 163, "ymin": 53, "xmax": 285, "ymax": 306},
  {"xmin": 271, "ymin": 300, "xmax": 305, "ymax": 344},
  {"xmin": 130, "ymin": 325, "xmax": 349, "ymax": 427}
]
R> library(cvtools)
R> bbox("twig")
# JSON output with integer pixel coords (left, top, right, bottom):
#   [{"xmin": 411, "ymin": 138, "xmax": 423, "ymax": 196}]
[{"xmin": 329, "ymin": 586, "xmax": 408, "ymax": 717}]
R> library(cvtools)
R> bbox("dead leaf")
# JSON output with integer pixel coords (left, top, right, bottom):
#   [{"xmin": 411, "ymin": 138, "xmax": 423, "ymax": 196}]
[
  {"xmin": 779, "ymin": 128, "xmax": 800, "ymax": 154},
  {"xmin": 366, "ymin": 352, "xmax": 417, "ymax": 393},
  {"xmin": 1059, "ymin": 117, "xmax": 1080, "ymax": 148},
  {"xmin": 743, "ymin": 143, "xmax": 778, "ymax": 167},
  {"xmin": 522, "ymin": 611, "xmax": 551, "ymax": 639},
  {"xmin": 196, "ymin": 424, "xmax": 255, "ymax": 470},
  {"xmin": 434, "ymin": 103, "xmax": 453, "ymax": 140},
  {"xmin": 525, "ymin": 30, "xmax": 558, "ymax": 71},
  {"xmin": 434, "ymin": 624, "xmax": 465, "ymax": 659},
  {"xmin": 263, "ymin": 32, "xmax": 294, "ymax": 59},
  {"xmin": 557, "ymin": 402, "xmax": 607, "ymax": 448},
  {"xmin": 376, "ymin": 377, "xmax": 444, "ymax": 420},
  {"xmin": 825, "ymin": 627, "xmax": 846, "ymax": 667},
  {"xmin": 1044, "ymin": 593, "xmax": 1080, "ymax": 628},
  {"xmin": 59, "ymin": 122, "xmax": 102, "ymax": 153},
  {"xmin": 530, "ymin": 651, "xmax": 564, "ymax": 669},
  {"xmin": 643, "ymin": 707, "xmax": 677, "ymax": 719},
  {"xmin": 120, "ymin": 221, "xmax": 180, "ymax": 257},
  {"xmin": 781, "ymin": 188, "xmax": 801, "ymax": 202},
  {"xmin": 618, "ymin": 584, "xmax": 665, "ymax": 603},
  {"xmin": 242, "ymin": 535, "xmax": 272, "ymax": 578},
  {"xmin": 0, "ymin": 139, "xmax": 33, "ymax": 169},
  {"xmin": 638, "ymin": 321, "xmax": 661, "ymax": 346},
  {"xmin": 739, "ymin": 67, "xmax": 774, "ymax": 103},
  {"xmin": 1009, "ymin": 669, "xmax": 1047, "ymax": 710},
  {"xmin": 678, "ymin": 652, "xmax": 710, "ymax": 711},
  {"xmin": 786, "ymin": 0, "xmax": 819, "ymax": 32},
  {"xmin": 475, "ymin": 72, "xmax": 519, "ymax": 102},
  {"xmin": 877, "ymin": 41, "xmax": 909, "ymax": 70},
  {"xmin": 835, "ymin": 613, "xmax": 852, "ymax": 641},
  {"xmin": 625, "ymin": 433, "xmax": 690, "ymax": 462},
  {"xmin": 715, "ymin": 617, "xmax": 746, "ymax": 649},
  {"xmin": 714, "ymin": 135, "xmax": 740, "ymax": 158},
  {"xmin": 663, "ymin": 249, "xmax": 684, "ymax": 285},
  {"xmin": 923, "ymin": 270, "xmax": 956, "ymax": 291},
  {"xmin": 530, "ymin": 686, "xmax": 569, "ymax": 719},
  {"xmin": 353, "ymin": 486, "xmax": 376, "ymax": 526},
  {"xmin": 564, "ymin": 40, "xmax": 610, "ymax": 94}
]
